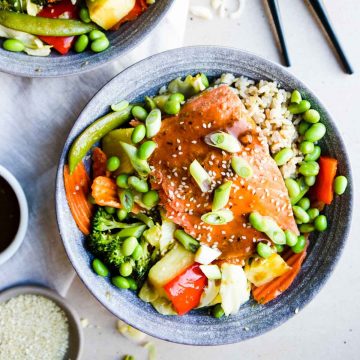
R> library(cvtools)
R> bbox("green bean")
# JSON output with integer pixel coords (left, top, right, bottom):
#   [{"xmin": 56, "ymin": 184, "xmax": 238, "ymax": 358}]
[
  {"xmin": 257, "ymin": 242, "xmax": 273, "ymax": 259},
  {"xmin": 299, "ymin": 161, "xmax": 320, "ymax": 177},
  {"xmin": 212, "ymin": 181, "xmax": 232, "ymax": 211},
  {"xmin": 74, "ymin": 34, "xmax": 89, "ymax": 53},
  {"xmin": 169, "ymin": 93, "xmax": 185, "ymax": 103},
  {"xmin": 127, "ymin": 278, "xmax": 138, "ymax": 291},
  {"xmin": 275, "ymin": 244, "xmax": 284, "ymax": 253},
  {"xmin": 314, "ymin": 215, "xmax": 327, "ymax": 231},
  {"xmin": 142, "ymin": 190, "xmax": 159, "ymax": 208},
  {"xmin": 291, "ymin": 235, "xmax": 306, "ymax": 253},
  {"xmin": 174, "ymin": 229, "xmax": 200, "ymax": 253},
  {"xmin": 91, "ymin": 37, "xmax": 109, "ymax": 53},
  {"xmin": 304, "ymin": 146, "xmax": 321, "ymax": 162},
  {"xmin": 299, "ymin": 141, "xmax": 315, "ymax": 155},
  {"xmin": 164, "ymin": 99, "xmax": 181, "ymax": 115},
  {"xmin": 117, "ymin": 208, "xmax": 128, "ymax": 221},
  {"xmin": 285, "ymin": 230, "xmax": 298, "ymax": 247},
  {"xmin": 146, "ymin": 109, "xmax": 162, "ymax": 138},
  {"xmin": 299, "ymin": 224, "xmax": 315, "ymax": 233},
  {"xmin": 249, "ymin": 212, "xmax": 270, "ymax": 232},
  {"xmin": 128, "ymin": 176, "xmax": 149, "ymax": 193},
  {"xmin": 105, "ymin": 206, "xmax": 116, "ymax": 214},
  {"xmin": 132, "ymin": 106, "xmax": 148, "ymax": 121},
  {"xmin": 291, "ymin": 90, "xmax": 302, "ymax": 104},
  {"xmin": 288, "ymin": 100, "xmax": 311, "ymax": 114},
  {"xmin": 92, "ymin": 258, "xmax": 109, "ymax": 277},
  {"xmin": 137, "ymin": 140, "xmax": 157, "ymax": 160},
  {"xmin": 119, "ymin": 189, "xmax": 134, "ymax": 212},
  {"xmin": 112, "ymin": 276, "xmax": 130, "ymax": 289},
  {"xmin": 273, "ymin": 148, "xmax": 294, "ymax": 166},
  {"xmin": 292, "ymin": 205, "xmax": 310, "ymax": 223},
  {"xmin": 122, "ymin": 236, "xmax": 139, "ymax": 256},
  {"xmin": 3, "ymin": 38, "xmax": 24, "ymax": 52},
  {"xmin": 334, "ymin": 176, "xmax": 348, "ymax": 195},
  {"xmin": 131, "ymin": 244, "xmax": 143, "ymax": 260},
  {"xmin": 298, "ymin": 197, "xmax": 310, "ymax": 211},
  {"xmin": 298, "ymin": 121, "xmax": 310, "ymax": 135},
  {"xmin": 212, "ymin": 304, "xmax": 225, "ymax": 318},
  {"xmin": 107, "ymin": 156, "xmax": 120, "ymax": 172},
  {"xmin": 231, "ymin": 156, "xmax": 253, "ymax": 178},
  {"xmin": 89, "ymin": 29, "xmax": 106, "ymax": 41},
  {"xmin": 120, "ymin": 262, "xmax": 133, "ymax": 277},
  {"xmin": 79, "ymin": 7, "xmax": 91, "ymax": 23},
  {"xmin": 307, "ymin": 208, "xmax": 319, "ymax": 221},
  {"xmin": 118, "ymin": 224, "xmax": 146, "ymax": 238},
  {"xmin": 285, "ymin": 178, "xmax": 300, "ymax": 198},
  {"xmin": 111, "ymin": 100, "xmax": 129, "ymax": 112},
  {"xmin": 304, "ymin": 175, "xmax": 316, "ymax": 187},
  {"xmin": 145, "ymin": 96, "xmax": 157, "ymax": 111},
  {"xmin": 131, "ymin": 124, "xmax": 146, "ymax": 144},
  {"xmin": 116, "ymin": 174, "xmax": 129, "ymax": 189},
  {"xmin": 303, "ymin": 109, "xmax": 320, "ymax": 124},
  {"xmin": 304, "ymin": 123, "xmax": 326, "ymax": 142}
]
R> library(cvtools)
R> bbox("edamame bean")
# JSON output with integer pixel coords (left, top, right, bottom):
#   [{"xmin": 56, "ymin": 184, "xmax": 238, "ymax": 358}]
[
  {"xmin": 74, "ymin": 34, "xmax": 89, "ymax": 53},
  {"xmin": 131, "ymin": 244, "xmax": 143, "ymax": 260},
  {"xmin": 212, "ymin": 304, "xmax": 225, "ymax": 319},
  {"xmin": 119, "ymin": 189, "xmax": 134, "ymax": 212},
  {"xmin": 79, "ymin": 7, "xmax": 91, "ymax": 23},
  {"xmin": 112, "ymin": 276, "xmax": 130, "ymax": 289},
  {"xmin": 89, "ymin": 29, "xmax": 106, "ymax": 41},
  {"xmin": 122, "ymin": 236, "xmax": 138, "ymax": 256},
  {"xmin": 307, "ymin": 208, "xmax": 319, "ymax": 221},
  {"xmin": 303, "ymin": 109, "xmax": 320, "ymax": 124},
  {"xmin": 131, "ymin": 124, "xmax": 146, "ymax": 144},
  {"xmin": 117, "ymin": 208, "xmax": 128, "ymax": 221},
  {"xmin": 92, "ymin": 258, "xmax": 109, "ymax": 277},
  {"xmin": 142, "ymin": 190, "xmax": 159, "ymax": 208},
  {"xmin": 107, "ymin": 156, "xmax": 120, "ymax": 171},
  {"xmin": 105, "ymin": 206, "xmax": 116, "ymax": 214},
  {"xmin": 299, "ymin": 161, "xmax": 320, "ymax": 177},
  {"xmin": 304, "ymin": 175, "xmax": 316, "ymax": 187},
  {"xmin": 116, "ymin": 174, "xmax": 129, "ymax": 189},
  {"xmin": 257, "ymin": 242, "xmax": 273, "ymax": 259},
  {"xmin": 169, "ymin": 93, "xmax": 185, "ymax": 103},
  {"xmin": 285, "ymin": 178, "xmax": 300, "ymax": 198},
  {"xmin": 120, "ymin": 262, "xmax": 133, "ymax": 277},
  {"xmin": 304, "ymin": 146, "xmax": 321, "ymax": 162},
  {"xmin": 299, "ymin": 141, "xmax": 315, "ymax": 155},
  {"xmin": 299, "ymin": 224, "xmax": 315, "ymax": 233},
  {"xmin": 298, "ymin": 121, "xmax": 310, "ymax": 135},
  {"xmin": 275, "ymin": 244, "xmax": 284, "ymax": 253},
  {"xmin": 334, "ymin": 175, "xmax": 348, "ymax": 195},
  {"xmin": 273, "ymin": 148, "xmax": 293, "ymax": 166},
  {"xmin": 285, "ymin": 230, "xmax": 298, "ymax": 246},
  {"xmin": 249, "ymin": 212, "xmax": 270, "ymax": 232},
  {"xmin": 3, "ymin": 38, "xmax": 24, "ymax": 52},
  {"xmin": 91, "ymin": 37, "xmax": 109, "ymax": 53},
  {"xmin": 314, "ymin": 215, "xmax": 327, "ymax": 231},
  {"xmin": 127, "ymin": 278, "xmax": 138, "ymax": 291},
  {"xmin": 304, "ymin": 123, "xmax": 326, "ymax": 142},
  {"xmin": 291, "ymin": 235, "xmax": 306, "ymax": 253},
  {"xmin": 291, "ymin": 90, "xmax": 302, "ymax": 104},
  {"xmin": 288, "ymin": 100, "xmax": 311, "ymax": 114},
  {"xmin": 292, "ymin": 205, "xmax": 310, "ymax": 223},
  {"xmin": 131, "ymin": 105, "xmax": 148, "ymax": 121},
  {"xmin": 137, "ymin": 140, "xmax": 157, "ymax": 160},
  {"xmin": 298, "ymin": 197, "xmax": 310, "ymax": 211},
  {"xmin": 128, "ymin": 176, "xmax": 149, "ymax": 193},
  {"xmin": 164, "ymin": 99, "xmax": 181, "ymax": 115}
]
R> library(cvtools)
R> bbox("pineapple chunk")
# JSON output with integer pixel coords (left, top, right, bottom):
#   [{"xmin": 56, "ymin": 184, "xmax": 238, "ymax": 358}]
[
  {"xmin": 86, "ymin": 0, "xmax": 136, "ymax": 30},
  {"xmin": 244, "ymin": 253, "xmax": 291, "ymax": 287}
]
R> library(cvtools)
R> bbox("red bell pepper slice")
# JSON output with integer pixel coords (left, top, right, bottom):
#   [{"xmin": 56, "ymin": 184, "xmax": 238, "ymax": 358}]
[
  {"xmin": 38, "ymin": 0, "xmax": 78, "ymax": 55},
  {"xmin": 163, "ymin": 263, "xmax": 207, "ymax": 315},
  {"xmin": 312, "ymin": 156, "xmax": 338, "ymax": 205},
  {"xmin": 111, "ymin": 0, "xmax": 148, "ymax": 30}
]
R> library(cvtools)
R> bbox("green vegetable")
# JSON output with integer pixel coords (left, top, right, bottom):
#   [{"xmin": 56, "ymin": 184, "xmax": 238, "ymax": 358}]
[
  {"xmin": 132, "ymin": 105, "xmax": 148, "ymax": 121},
  {"xmin": 91, "ymin": 36, "xmax": 109, "ymax": 53},
  {"xmin": 145, "ymin": 96, "xmax": 157, "ymax": 111},
  {"xmin": 212, "ymin": 181, "xmax": 232, "ymax": 211},
  {"xmin": 303, "ymin": 109, "xmax": 320, "ymax": 124},
  {"xmin": 137, "ymin": 140, "xmax": 157, "ymax": 160},
  {"xmin": 307, "ymin": 208, "xmax": 319, "ymax": 221},
  {"xmin": 285, "ymin": 178, "xmax": 300, "ymax": 199},
  {"xmin": 290, "ymin": 90, "xmax": 302, "ymax": 104},
  {"xmin": 111, "ymin": 100, "xmax": 129, "ymax": 112},
  {"xmin": 119, "ymin": 141, "xmax": 151, "ymax": 177},
  {"xmin": 299, "ymin": 141, "xmax": 315, "ymax": 155},
  {"xmin": 120, "ymin": 261, "xmax": 133, "ymax": 277},
  {"xmin": 0, "ymin": 10, "xmax": 97, "ymax": 36},
  {"xmin": 68, "ymin": 107, "xmax": 131, "ymax": 173},
  {"xmin": 290, "ymin": 178, "xmax": 309, "ymax": 205},
  {"xmin": 79, "ymin": 7, "xmax": 91, "ymax": 23},
  {"xmin": 304, "ymin": 175, "xmax": 316, "ymax": 187},
  {"xmin": 152, "ymin": 95, "xmax": 170, "ymax": 111},
  {"xmin": 89, "ymin": 29, "xmax": 106, "ymax": 41},
  {"xmin": 314, "ymin": 215, "xmax": 327, "ymax": 231},
  {"xmin": 116, "ymin": 174, "xmax": 129, "ymax": 189},
  {"xmin": 201, "ymin": 209, "xmax": 234, "ymax": 225},
  {"xmin": 273, "ymin": 148, "xmax": 293, "ymax": 166},
  {"xmin": 163, "ymin": 99, "xmax": 181, "ymax": 115},
  {"xmin": 131, "ymin": 124, "xmax": 146, "ymax": 144},
  {"xmin": 132, "ymin": 212, "xmax": 155, "ymax": 228},
  {"xmin": 127, "ymin": 278, "xmax": 138, "ymax": 291},
  {"xmin": 291, "ymin": 235, "xmax": 306, "ymax": 253},
  {"xmin": 189, "ymin": 159, "xmax": 211, "ymax": 192},
  {"xmin": 275, "ymin": 244, "xmax": 284, "ymax": 253},
  {"xmin": 174, "ymin": 229, "xmax": 200, "ymax": 253},
  {"xmin": 169, "ymin": 93, "xmax": 185, "ymax": 103},
  {"xmin": 92, "ymin": 258, "xmax": 109, "ymax": 277},
  {"xmin": 118, "ymin": 224, "xmax": 147, "ymax": 238},
  {"xmin": 117, "ymin": 208, "xmax": 128, "ymax": 221},
  {"xmin": 74, "ymin": 34, "xmax": 89, "ymax": 53},
  {"xmin": 119, "ymin": 189, "xmax": 134, "ymax": 212},
  {"xmin": 299, "ymin": 161, "xmax": 320, "ymax": 177},
  {"xmin": 285, "ymin": 229, "xmax": 298, "ymax": 247},
  {"xmin": 167, "ymin": 73, "xmax": 209, "ymax": 98},
  {"xmin": 298, "ymin": 197, "xmax": 310, "ymax": 211},
  {"xmin": 204, "ymin": 131, "xmax": 241, "ymax": 153},
  {"xmin": 288, "ymin": 100, "xmax": 311, "ymax": 114},
  {"xmin": 298, "ymin": 121, "xmax": 311, "ymax": 135},
  {"xmin": 145, "ymin": 109, "xmax": 162, "ymax": 138},
  {"xmin": 128, "ymin": 176, "xmax": 149, "ymax": 193},
  {"xmin": 2, "ymin": 38, "xmax": 24, "ymax": 52},
  {"xmin": 107, "ymin": 156, "xmax": 120, "ymax": 172},
  {"xmin": 212, "ymin": 304, "xmax": 225, "ymax": 319},
  {"xmin": 112, "ymin": 276, "xmax": 130, "ymax": 289},
  {"xmin": 304, "ymin": 123, "xmax": 326, "ymax": 142},
  {"xmin": 304, "ymin": 146, "xmax": 321, "ymax": 162},
  {"xmin": 299, "ymin": 224, "xmax": 315, "ymax": 233},
  {"xmin": 334, "ymin": 175, "xmax": 348, "ymax": 195},
  {"xmin": 131, "ymin": 244, "xmax": 143, "ymax": 260},
  {"xmin": 122, "ymin": 236, "xmax": 138, "ymax": 256},
  {"xmin": 105, "ymin": 206, "xmax": 116, "ymax": 214},
  {"xmin": 123, "ymin": 355, "xmax": 134, "ymax": 360},
  {"xmin": 257, "ymin": 242, "xmax": 273, "ymax": 259},
  {"xmin": 292, "ymin": 205, "xmax": 310, "ymax": 223},
  {"xmin": 92, "ymin": 208, "xmax": 138, "ymax": 232},
  {"xmin": 249, "ymin": 212, "xmax": 269, "ymax": 232},
  {"xmin": 231, "ymin": 156, "xmax": 253, "ymax": 178},
  {"xmin": 142, "ymin": 190, "xmax": 159, "ymax": 208}
]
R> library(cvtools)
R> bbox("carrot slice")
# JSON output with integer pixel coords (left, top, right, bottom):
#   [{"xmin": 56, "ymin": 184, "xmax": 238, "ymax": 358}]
[
  {"xmin": 91, "ymin": 176, "xmax": 121, "ymax": 208},
  {"xmin": 252, "ymin": 244, "xmax": 308, "ymax": 304},
  {"xmin": 64, "ymin": 163, "xmax": 93, "ymax": 235},
  {"xmin": 92, "ymin": 147, "xmax": 109, "ymax": 179}
]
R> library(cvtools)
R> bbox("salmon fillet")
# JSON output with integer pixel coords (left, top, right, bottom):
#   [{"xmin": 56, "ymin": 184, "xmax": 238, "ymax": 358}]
[{"xmin": 150, "ymin": 85, "xmax": 298, "ymax": 264}]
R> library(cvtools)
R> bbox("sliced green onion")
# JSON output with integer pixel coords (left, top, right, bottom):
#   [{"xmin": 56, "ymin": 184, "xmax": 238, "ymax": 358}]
[
  {"xmin": 189, "ymin": 159, "xmax": 212, "ymax": 192},
  {"xmin": 119, "ymin": 141, "xmax": 151, "ymax": 177},
  {"xmin": 201, "ymin": 209, "xmax": 234, "ymax": 225},
  {"xmin": 132, "ymin": 212, "xmax": 155, "ymax": 228},
  {"xmin": 204, "ymin": 131, "xmax": 241, "ymax": 153},
  {"xmin": 212, "ymin": 181, "xmax": 232, "ymax": 211},
  {"xmin": 145, "ymin": 109, "xmax": 162, "ymax": 138},
  {"xmin": 111, "ymin": 100, "xmax": 129, "ymax": 112},
  {"xmin": 119, "ymin": 189, "xmax": 134, "ymax": 212},
  {"xmin": 231, "ymin": 156, "xmax": 253, "ymax": 178},
  {"xmin": 174, "ymin": 229, "xmax": 200, "ymax": 253}
]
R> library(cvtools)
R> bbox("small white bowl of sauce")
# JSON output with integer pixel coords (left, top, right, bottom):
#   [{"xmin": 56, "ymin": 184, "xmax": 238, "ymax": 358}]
[{"xmin": 0, "ymin": 165, "xmax": 28, "ymax": 265}]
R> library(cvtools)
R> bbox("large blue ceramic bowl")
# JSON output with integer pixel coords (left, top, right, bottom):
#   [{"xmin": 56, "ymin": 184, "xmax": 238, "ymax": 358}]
[
  {"xmin": 55, "ymin": 47, "xmax": 353, "ymax": 345},
  {"xmin": 0, "ymin": 0, "xmax": 174, "ymax": 77}
]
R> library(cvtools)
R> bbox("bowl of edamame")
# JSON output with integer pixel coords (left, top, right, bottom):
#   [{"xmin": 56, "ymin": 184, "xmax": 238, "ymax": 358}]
[{"xmin": 56, "ymin": 46, "xmax": 352, "ymax": 345}]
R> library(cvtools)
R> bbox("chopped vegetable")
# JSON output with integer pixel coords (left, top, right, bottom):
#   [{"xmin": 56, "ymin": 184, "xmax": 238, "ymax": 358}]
[
  {"xmin": 201, "ymin": 209, "xmax": 234, "ymax": 225},
  {"xmin": 199, "ymin": 264, "xmax": 221, "ymax": 280},
  {"xmin": 204, "ymin": 131, "xmax": 241, "ymax": 153},
  {"xmin": 212, "ymin": 181, "xmax": 232, "ymax": 211},
  {"xmin": 150, "ymin": 297, "xmax": 177, "ymax": 315},
  {"xmin": 91, "ymin": 176, "xmax": 121, "ymax": 208},
  {"xmin": 167, "ymin": 73, "xmax": 209, "ymax": 98},
  {"xmin": 231, "ymin": 156, "xmax": 253, "ymax": 178},
  {"xmin": 189, "ymin": 159, "xmax": 212, "ymax": 192},
  {"xmin": 120, "ymin": 141, "xmax": 151, "ymax": 177},
  {"xmin": 197, "ymin": 279, "xmax": 220, "ymax": 308},
  {"xmin": 174, "ymin": 229, "xmax": 200, "ymax": 253},
  {"xmin": 194, "ymin": 245, "xmax": 221, "ymax": 265},
  {"xmin": 145, "ymin": 109, "xmax": 162, "ymax": 138}
]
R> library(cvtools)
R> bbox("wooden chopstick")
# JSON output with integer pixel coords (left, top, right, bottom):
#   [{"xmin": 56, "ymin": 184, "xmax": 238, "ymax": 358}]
[
  {"xmin": 266, "ymin": 0, "xmax": 291, "ymax": 67},
  {"xmin": 308, "ymin": 0, "xmax": 353, "ymax": 74}
]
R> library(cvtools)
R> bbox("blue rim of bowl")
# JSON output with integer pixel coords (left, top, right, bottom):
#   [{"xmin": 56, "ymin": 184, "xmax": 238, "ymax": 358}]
[
  {"xmin": 0, "ymin": 0, "xmax": 175, "ymax": 78},
  {"xmin": 55, "ymin": 46, "xmax": 353, "ymax": 345}
]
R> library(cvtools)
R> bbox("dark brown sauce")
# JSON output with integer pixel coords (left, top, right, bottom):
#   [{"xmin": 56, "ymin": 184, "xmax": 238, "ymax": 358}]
[{"xmin": 0, "ymin": 176, "xmax": 20, "ymax": 252}]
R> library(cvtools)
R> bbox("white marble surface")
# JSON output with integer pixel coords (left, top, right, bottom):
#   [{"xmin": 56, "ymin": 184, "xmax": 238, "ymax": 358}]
[{"xmin": 65, "ymin": 0, "xmax": 360, "ymax": 359}]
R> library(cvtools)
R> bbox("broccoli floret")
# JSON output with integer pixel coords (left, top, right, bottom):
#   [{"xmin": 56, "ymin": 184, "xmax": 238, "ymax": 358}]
[
  {"xmin": 135, "ymin": 239, "xmax": 159, "ymax": 281},
  {"xmin": 167, "ymin": 73, "xmax": 209, "ymax": 98},
  {"xmin": 92, "ymin": 207, "xmax": 132, "ymax": 232},
  {"xmin": 88, "ymin": 231, "xmax": 116, "ymax": 255}
]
